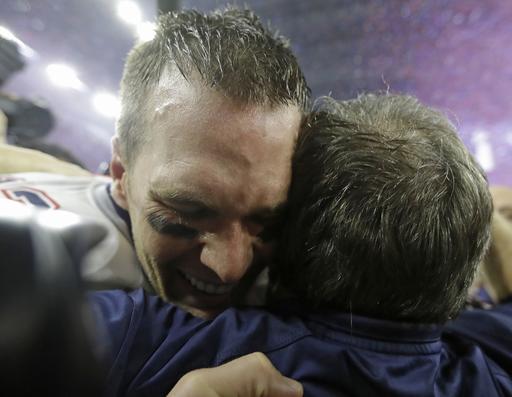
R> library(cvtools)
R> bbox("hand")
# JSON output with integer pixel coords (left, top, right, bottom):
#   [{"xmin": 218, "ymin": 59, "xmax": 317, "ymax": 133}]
[
  {"xmin": 167, "ymin": 352, "xmax": 303, "ymax": 397},
  {"xmin": 480, "ymin": 186, "xmax": 512, "ymax": 301},
  {"xmin": 0, "ymin": 143, "xmax": 90, "ymax": 176}
]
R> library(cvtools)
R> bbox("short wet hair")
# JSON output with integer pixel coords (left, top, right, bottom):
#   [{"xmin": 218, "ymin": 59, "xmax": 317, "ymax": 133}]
[{"xmin": 117, "ymin": 8, "xmax": 310, "ymax": 163}]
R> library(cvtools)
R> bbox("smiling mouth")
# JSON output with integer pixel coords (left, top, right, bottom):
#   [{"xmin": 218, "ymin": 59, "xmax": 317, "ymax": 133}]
[{"xmin": 178, "ymin": 270, "xmax": 234, "ymax": 295}]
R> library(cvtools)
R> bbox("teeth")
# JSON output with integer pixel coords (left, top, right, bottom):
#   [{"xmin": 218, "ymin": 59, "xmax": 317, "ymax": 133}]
[{"xmin": 181, "ymin": 272, "xmax": 233, "ymax": 295}]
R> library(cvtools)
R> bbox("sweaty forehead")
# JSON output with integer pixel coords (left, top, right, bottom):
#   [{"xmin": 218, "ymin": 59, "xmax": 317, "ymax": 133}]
[
  {"xmin": 146, "ymin": 78, "xmax": 300, "ymax": 170},
  {"xmin": 135, "ymin": 80, "xmax": 301, "ymax": 215},
  {"xmin": 149, "ymin": 69, "xmax": 301, "ymax": 138},
  {"xmin": 149, "ymin": 158, "xmax": 286, "ymax": 214},
  {"xmin": 148, "ymin": 104, "xmax": 299, "ymax": 176}
]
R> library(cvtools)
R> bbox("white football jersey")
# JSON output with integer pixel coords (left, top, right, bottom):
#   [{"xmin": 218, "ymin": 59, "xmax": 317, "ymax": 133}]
[{"xmin": 0, "ymin": 172, "xmax": 146, "ymax": 290}]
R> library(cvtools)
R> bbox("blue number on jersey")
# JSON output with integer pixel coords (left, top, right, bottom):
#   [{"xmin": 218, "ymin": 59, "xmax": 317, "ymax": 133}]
[{"xmin": 0, "ymin": 187, "xmax": 60, "ymax": 209}]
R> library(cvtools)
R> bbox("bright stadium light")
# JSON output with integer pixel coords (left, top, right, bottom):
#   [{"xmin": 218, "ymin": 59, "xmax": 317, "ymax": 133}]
[
  {"xmin": 117, "ymin": 1, "xmax": 142, "ymax": 25},
  {"xmin": 45, "ymin": 63, "xmax": 85, "ymax": 90},
  {"xmin": 137, "ymin": 21, "xmax": 156, "ymax": 42},
  {"xmin": 0, "ymin": 25, "xmax": 36, "ymax": 58},
  {"xmin": 0, "ymin": 26, "xmax": 18, "ymax": 43},
  {"xmin": 92, "ymin": 92, "xmax": 120, "ymax": 119}
]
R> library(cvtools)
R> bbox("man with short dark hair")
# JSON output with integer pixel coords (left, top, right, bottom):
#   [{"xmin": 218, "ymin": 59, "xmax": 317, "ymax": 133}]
[
  {"xmin": 93, "ymin": 93, "xmax": 512, "ymax": 396},
  {"xmin": 0, "ymin": 8, "xmax": 308, "ymax": 317},
  {"xmin": 109, "ymin": 8, "xmax": 307, "ymax": 317}
]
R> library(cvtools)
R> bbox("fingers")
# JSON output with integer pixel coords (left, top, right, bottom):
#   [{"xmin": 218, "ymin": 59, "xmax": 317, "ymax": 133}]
[{"xmin": 167, "ymin": 352, "xmax": 303, "ymax": 397}]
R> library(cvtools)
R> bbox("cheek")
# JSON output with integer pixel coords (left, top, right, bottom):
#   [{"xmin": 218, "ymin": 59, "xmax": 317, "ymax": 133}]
[{"xmin": 140, "ymin": 228, "xmax": 198, "ymax": 263}]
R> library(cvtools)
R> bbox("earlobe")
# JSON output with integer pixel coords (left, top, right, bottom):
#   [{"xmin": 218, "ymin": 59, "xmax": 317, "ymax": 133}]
[{"xmin": 110, "ymin": 136, "xmax": 129, "ymax": 210}]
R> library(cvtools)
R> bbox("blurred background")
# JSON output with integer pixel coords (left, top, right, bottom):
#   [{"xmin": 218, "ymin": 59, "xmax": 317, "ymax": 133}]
[{"xmin": 0, "ymin": 0, "xmax": 510, "ymax": 185}]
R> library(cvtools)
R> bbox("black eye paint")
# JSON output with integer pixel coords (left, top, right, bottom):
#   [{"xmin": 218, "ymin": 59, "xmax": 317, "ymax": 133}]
[{"xmin": 147, "ymin": 212, "xmax": 198, "ymax": 239}]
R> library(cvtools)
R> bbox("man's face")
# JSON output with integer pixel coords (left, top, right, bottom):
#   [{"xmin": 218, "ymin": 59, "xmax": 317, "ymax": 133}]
[{"xmin": 114, "ymin": 77, "xmax": 301, "ymax": 317}]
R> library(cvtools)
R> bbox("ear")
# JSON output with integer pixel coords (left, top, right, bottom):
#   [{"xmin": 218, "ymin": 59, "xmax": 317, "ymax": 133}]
[{"xmin": 110, "ymin": 136, "xmax": 129, "ymax": 210}]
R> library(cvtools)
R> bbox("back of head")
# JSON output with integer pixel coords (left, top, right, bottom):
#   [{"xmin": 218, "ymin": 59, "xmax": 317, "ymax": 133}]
[
  {"xmin": 117, "ymin": 7, "xmax": 309, "ymax": 163},
  {"xmin": 275, "ymin": 93, "xmax": 492, "ymax": 323}
]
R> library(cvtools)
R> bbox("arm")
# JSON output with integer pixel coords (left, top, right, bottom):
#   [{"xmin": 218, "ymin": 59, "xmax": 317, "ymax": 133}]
[
  {"xmin": 444, "ymin": 299, "xmax": 512, "ymax": 377},
  {"xmin": 446, "ymin": 206, "xmax": 512, "ymax": 374},
  {"xmin": 445, "ymin": 186, "xmax": 512, "ymax": 376},
  {"xmin": 0, "ymin": 143, "xmax": 90, "ymax": 176},
  {"xmin": 168, "ymin": 352, "xmax": 302, "ymax": 397},
  {"xmin": 91, "ymin": 290, "xmax": 303, "ymax": 397},
  {"xmin": 480, "ymin": 210, "xmax": 512, "ymax": 302}
]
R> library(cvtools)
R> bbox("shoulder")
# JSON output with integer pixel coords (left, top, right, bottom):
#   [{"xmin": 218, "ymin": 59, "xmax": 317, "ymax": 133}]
[
  {"xmin": 443, "ymin": 301, "xmax": 512, "ymax": 379},
  {"xmin": 0, "ymin": 174, "xmax": 143, "ymax": 288},
  {"xmin": 209, "ymin": 307, "xmax": 313, "ymax": 365},
  {"xmin": 0, "ymin": 144, "xmax": 90, "ymax": 176},
  {"xmin": 95, "ymin": 292, "xmax": 313, "ymax": 396},
  {"xmin": 0, "ymin": 172, "xmax": 109, "ymax": 212}
]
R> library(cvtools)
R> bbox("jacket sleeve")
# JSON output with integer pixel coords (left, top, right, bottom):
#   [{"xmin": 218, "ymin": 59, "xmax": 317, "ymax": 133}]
[{"xmin": 87, "ymin": 289, "xmax": 208, "ymax": 397}]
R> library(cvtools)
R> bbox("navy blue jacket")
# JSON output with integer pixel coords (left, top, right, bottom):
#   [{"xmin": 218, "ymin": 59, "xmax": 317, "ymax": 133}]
[{"xmin": 91, "ymin": 289, "xmax": 512, "ymax": 397}]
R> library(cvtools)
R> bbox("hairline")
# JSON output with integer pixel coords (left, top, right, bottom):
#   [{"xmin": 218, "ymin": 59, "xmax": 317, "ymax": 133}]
[{"xmin": 119, "ymin": 65, "xmax": 304, "ymax": 167}]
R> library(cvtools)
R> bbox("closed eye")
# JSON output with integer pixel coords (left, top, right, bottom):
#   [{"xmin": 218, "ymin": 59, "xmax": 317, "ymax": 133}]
[
  {"xmin": 149, "ymin": 190, "xmax": 218, "ymax": 221},
  {"xmin": 146, "ymin": 212, "xmax": 198, "ymax": 239}
]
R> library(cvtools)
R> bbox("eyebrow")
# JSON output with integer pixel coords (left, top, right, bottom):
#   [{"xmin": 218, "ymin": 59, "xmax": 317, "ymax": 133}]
[
  {"xmin": 150, "ymin": 189, "xmax": 287, "ymax": 223},
  {"xmin": 149, "ymin": 190, "xmax": 218, "ymax": 219},
  {"xmin": 247, "ymin": 202, "xmax": 287, "ymax": 224}
]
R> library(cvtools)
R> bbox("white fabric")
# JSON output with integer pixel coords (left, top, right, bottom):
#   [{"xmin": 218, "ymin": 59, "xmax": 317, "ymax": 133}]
[{"xmin": 0, "ymin": 172, "xmax": 145, "ymax": 290}]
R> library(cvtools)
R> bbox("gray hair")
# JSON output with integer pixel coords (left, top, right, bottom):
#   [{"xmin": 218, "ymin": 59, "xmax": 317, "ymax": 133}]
[{"xmin": 274, "ymin": 93, "xmax": 492, "ymax": 323}]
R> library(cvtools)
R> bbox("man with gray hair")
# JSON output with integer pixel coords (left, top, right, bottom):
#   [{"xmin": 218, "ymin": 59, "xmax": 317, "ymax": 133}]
[{"xmin": 91, "ymin": 93, "xmax": 511, "ymax": 396}]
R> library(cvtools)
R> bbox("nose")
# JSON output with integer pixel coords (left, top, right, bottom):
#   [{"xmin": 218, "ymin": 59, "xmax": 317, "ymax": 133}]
[{"xmin": 199, "ymin": 221, "xmax": 254, "ymax": 283}]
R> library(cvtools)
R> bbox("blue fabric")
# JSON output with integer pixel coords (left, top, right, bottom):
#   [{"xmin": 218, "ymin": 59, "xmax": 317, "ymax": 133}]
[{"xmin": 90, "ymin": 289, "xmax": 512, "ymax": 397}]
